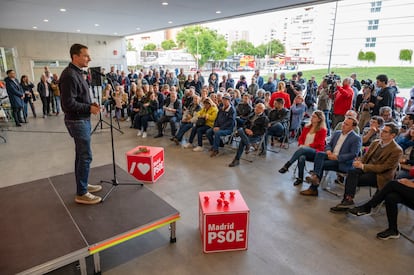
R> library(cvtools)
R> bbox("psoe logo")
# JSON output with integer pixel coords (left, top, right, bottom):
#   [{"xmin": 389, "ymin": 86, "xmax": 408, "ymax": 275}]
[
  {"xmin": 153, "ymin": 158, "xmax": 164, "ymax": 176},
  {"xmin": 129, "ymin": 162, "xmax": 150, "ymax": 175}
]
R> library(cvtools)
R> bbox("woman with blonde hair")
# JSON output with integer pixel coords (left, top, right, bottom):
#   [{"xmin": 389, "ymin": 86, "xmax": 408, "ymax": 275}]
[
  {"xmin": 279, "ymin": 110, "xmax": 327, "ymax": 186},
  {"xmin": 270, "ymin": 81, "xmax": 291, "ymax": 109},
  {"xmin": 184, "ymin": 97, "xmax": 218, "ymax": 151}
]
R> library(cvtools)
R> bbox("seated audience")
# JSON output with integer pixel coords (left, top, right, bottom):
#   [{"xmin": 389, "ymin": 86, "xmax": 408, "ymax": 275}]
[
  {"xmin": 278, "ymin": 110, "xmax": 327, "ymax": 186},
  {"xmin": 172, "ymin": 95, "xmax": 202, "ymax": 145},
  {"xmin": 329, "ymin": 123, "xmax": 402, "ymax": 212},
  {"xmin": 236, "ymin": 93, "xmax": 253, "ymax": 127},
  {"xmin": 270, "ymin": 81, "xmax": 291, "ymax": 109},
  {"xmin": 396, "ymin": 114, "xmax": 414, "ymax": 150},
  {"xmin": 379, "ymin": 106, "xmax": 397, "ymax": 124},
  {"xmin": 362, "ymin": 116, "xmax": 384, "ymax": 146},
  {"xmin": 301, "ymin": 117, "xmax": 361, "ymax": 196},
  {"xmin": 154, "ymin": 91, "xmax": 182, "ymax": 138},
  {"xmin": 348, "ymin": 178, "xmax": 414, "ymax": 240},
  {"xmin": 184, "ymin": 98, "xmax": 218, "ymax": 151},
  {"xmin": 134, "ymin": 91, "xmax": 158, "ymax": 138},
  {"xmin": 229, "ymin": 103, "xmax": 269, "ymax": 167},
  {"xmin": 206, "ymin": 95, "xmax": 236, "ymax": 157},
  {"xmin": 266, "ymin": 98, "xmax": 290, "ymax": 147},
  {"xmin": 333, "ymin": 110, "xmax": 360, "ymax": 134}
]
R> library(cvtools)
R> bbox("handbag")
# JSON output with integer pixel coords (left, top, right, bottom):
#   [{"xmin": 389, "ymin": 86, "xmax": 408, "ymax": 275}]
[{"xmin": 196, "ymin": 117, "xmax": 206, "ymax": 127}]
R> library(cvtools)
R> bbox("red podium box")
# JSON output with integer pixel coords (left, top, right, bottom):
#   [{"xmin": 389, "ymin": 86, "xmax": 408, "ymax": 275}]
[
  {"xmin": 126, "ymin": 146, "xmax": 164, "ymax": 183},
  {"xmin": 199, "ymin": 190, "xmax": 250, "ymax": 253}
]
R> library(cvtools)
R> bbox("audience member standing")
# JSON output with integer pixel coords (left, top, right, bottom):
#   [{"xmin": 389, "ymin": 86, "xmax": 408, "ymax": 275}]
[
  {"xmin": 37, "ymin": 74, "xmax": 52, "ymax": 118},
  {"xmin": 5, "ymin": 69, "xmax": 25, "ymax": 126},
  {"xmin": 332, "ymin": 77, "xmax": 354, "ymax": 129}
]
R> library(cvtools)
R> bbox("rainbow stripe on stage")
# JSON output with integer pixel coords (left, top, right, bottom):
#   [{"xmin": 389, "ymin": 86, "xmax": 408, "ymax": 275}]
[{"xmin": 89, "ymin": 213, "xmax": 180, "ymax": 254}]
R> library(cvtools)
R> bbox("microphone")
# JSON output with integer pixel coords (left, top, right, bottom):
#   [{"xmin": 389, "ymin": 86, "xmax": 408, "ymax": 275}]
[{"xmin": 90, "ymin": 67, "xmax": 105, "ymax": 77}]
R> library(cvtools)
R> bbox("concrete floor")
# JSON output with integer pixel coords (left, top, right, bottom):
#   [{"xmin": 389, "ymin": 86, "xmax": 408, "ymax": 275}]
[{"xmin": 1, "ymin": 106, "xmax": 414, "ymax": 275}]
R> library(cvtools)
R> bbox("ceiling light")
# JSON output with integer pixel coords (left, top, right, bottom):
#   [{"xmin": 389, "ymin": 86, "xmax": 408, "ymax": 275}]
[
  {"xmin": 114, "ymin": 32, "xmax": 118, "ymax": 35},
  {"xmin": 162, "ymin": 2, "xmax": 168, "ymax": 5},
  {"xmin": 216, "ymin": 11, "xmax": 221, "ymax": 14},
  {"xmin": 94, "ymin": 24, "xmax": 100, "ymax": 27},
  {"xmin": 76, "ymin": 29, "xmax": 81, "ymax": 32},
  {"xmin": 60, "ymin": 8, "xmax": 66, "ymax": 12},
  {"xmin": 32, "ymin": 26, "xmax": 37, "ymax": 29},
  {"xmin": 168, "ymin": 21, "xmax": 173, "ymax": 24},
  {"xmin": 136, "ymin": 27, "xmax": 141, "ymax": 30},
  {"xmin": 43, "ymin": 19, "xmax": 49, "ymax": 22}
]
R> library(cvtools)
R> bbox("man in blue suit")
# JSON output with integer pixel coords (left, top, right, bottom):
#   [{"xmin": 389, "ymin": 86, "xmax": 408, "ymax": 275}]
[
  {"xmin": 300, "ymin": 117, "xmax": 362, "ymax": 196},
  {"xmin": 4, "ymin": 69, "xmax": 25, "ymax": 126}
]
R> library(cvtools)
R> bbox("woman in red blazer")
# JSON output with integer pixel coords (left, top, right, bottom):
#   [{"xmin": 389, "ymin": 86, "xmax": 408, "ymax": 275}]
[{"xmin": 278, "ymin": 110, "xmax": 327, "ymax": 185}]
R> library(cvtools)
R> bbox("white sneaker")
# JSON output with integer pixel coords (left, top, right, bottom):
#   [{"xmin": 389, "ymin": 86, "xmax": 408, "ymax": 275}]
[
  {"xmin": 183, "ymin": 143, "xmax": 193, "ymax": 149},
  {"xmin": 193, "ymin": 146, "xmax": 204, "ymax": 152},
  {"xmin": 137, "ymin": 130, "xmax": 142, "ymax": 136},
  {"xmin": 142, "ymin": 132, "xmax": 147, "ymax": 138},
  {"xmin": 75, "ymin": 192, "xmax": 102, "ymax": 205},
  {"xmin": 126, "ymin": 117, "xmax": 131, "ymax": 122},
  {"xmin": 87, "ymin": 184, "xmax": 102, "ymax": 193}
]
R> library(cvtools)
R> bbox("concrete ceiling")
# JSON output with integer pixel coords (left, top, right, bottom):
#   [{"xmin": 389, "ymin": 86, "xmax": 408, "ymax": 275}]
[{"xmin": 0, "ymin": 0, "xmax": 334, "ymax": 37}]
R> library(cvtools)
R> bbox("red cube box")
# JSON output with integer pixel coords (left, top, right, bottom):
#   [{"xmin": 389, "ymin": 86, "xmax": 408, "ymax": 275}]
[
  {"xmin": 126, "ymin": 146, "xmax": 164, "ymax": 183},
  {"xmin": 199, "ymin": 190, "xmax": 250, "ymax": 253}
]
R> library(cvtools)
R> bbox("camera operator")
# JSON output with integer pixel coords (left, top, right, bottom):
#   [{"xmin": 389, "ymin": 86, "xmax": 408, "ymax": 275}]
[
  {"xmin": 317, "ymin": 78, "xmax": 332, "ymax": 135},
  {"xmin": 305, "ymin": 76, "xmax": 318, "ymax": 111},
  {"xmin": 356, "ymin": 80, "xmax": 376, "ymax": 131},
  {"xmin": 332, "ymin": 77, "xmax": 354, "ymax": 129},
  {"xmin": 373, "ymin": 74, "xmax": 394, "ymax": 116},
  {"xmin": 286, "ymin": 75, "xmax": 303, "ymax": 104}
]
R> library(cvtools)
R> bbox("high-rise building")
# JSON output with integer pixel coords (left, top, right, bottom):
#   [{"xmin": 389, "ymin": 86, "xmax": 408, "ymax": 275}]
[{"xmin": 277, "ymin": 0, "xmax": 414, "ymax": 66}]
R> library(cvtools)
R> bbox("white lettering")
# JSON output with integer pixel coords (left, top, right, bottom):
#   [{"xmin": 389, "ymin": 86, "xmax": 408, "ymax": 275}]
[
  {"xmin": 153, "ymin": 158, "xmax": 164, "ymax": 176},
  {"xmin": 206, "ymin": 229, "xmax": 245, "ymax": 244}
]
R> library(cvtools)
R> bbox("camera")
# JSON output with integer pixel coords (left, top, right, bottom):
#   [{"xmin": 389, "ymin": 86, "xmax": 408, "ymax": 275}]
[
  {"xmin": 324, "ymin": 74, "xmax": 340, "ymax": 85},
  {"xmin": 324, "ymin": 74, "xmax": 340, "ymax": 94},
  {"xmin": 361, "ymin": 79, "xmax": 375, "ymax": 91},
  {"xmin": 361, "ymin": 79, "xmax": 372, "ymax": 86}
]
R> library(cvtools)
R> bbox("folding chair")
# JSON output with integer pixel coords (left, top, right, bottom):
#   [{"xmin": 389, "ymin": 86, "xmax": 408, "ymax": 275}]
[
  {"xmin": 320, "ymin": 170, "xmax": 347, "ymax": 197},
  {"xmin": 242, "ymin": 134, "xmax": 267, "ymax": 163},
  {"xmin": 267, "ymin": 121, "xmax": 290, "ymax": 154}
]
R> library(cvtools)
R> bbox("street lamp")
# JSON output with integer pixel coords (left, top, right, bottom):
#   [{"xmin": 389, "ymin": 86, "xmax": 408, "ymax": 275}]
[{"xmin": 195, "ymin": 31, "xmax": 200, "ymax": 69}]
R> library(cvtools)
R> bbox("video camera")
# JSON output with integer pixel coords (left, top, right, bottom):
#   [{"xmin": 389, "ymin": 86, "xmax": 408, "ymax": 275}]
[
  {"xmin": 324, "ymin": 74, "xmax": 341, "ymax": 94},
  {"xmin": 361, "ymin": 79, "xmax": 375, "ymax": 91}
]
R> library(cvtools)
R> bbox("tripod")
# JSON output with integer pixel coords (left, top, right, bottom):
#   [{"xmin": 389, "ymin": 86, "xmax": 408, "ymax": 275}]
[
  {"xmin": 91, "ymin": 85, "xmax": 123, "ymax": 135},
  {"xmin": 98, "ymin": 78, "xmax": 143, "ymax": 202}
]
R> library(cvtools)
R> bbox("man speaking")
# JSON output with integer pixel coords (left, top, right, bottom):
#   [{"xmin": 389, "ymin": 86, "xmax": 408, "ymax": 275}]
[{"xmin": 60, "ymin": 43, "xmax": 102, "ymax": 205}]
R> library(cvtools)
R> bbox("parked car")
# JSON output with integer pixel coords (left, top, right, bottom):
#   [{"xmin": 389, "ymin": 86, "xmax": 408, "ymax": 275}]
[
  {"xmin": 237, "ymin": 66, "xmax": 254, "ymax": 72},
  {"xmin": 224, "ymin": 66, "xmax": 236, "ymax": 72}
]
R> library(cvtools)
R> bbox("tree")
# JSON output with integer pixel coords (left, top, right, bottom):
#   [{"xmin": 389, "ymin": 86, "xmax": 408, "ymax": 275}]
[
  {"xmin": 255, "ymin": 40, "xmax": 285, "ymax": 58},
  {"xmin": 126, "ymin": 40, "xmax": 136, "ymax": 51},
  {"xmin": 230, "ymin": 40, "xmax": 255, "ymax": 56},
  {"xmin": 161, "ymin": 39, "xmax": 177, "ymax": 50},
  {"xmin": 357, "ymin": 50, "xmax": 365, "ymax": 61},
  {"xmin": 399, "ymin": 49, "xmax": 413, "ymax": 63},
  {"xmin": 176, "ymin": 26, "xmax": 227, "ymax": 67},
  {"xmin": 143, "ymin": 43, "xmax": 156, "ymax": 51},
  {"xmin": 365, "ymin": 51, "xmax": 376, "ymax": 63}
]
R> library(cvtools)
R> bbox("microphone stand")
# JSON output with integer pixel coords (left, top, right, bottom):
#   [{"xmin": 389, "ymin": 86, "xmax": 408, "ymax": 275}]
[
  {"xmin": 91, "ymin": 80, "xmax": 123, "ymax": 135},
  {"xmin": 98, "ymin": 76, "xmax": 143, "ymax": 202}
]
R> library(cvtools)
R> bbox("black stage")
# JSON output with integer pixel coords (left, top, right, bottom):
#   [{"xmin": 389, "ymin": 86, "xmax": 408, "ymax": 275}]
[{"xmin": 0, "ymin": 164, "xmax": 179, "ymax": 275}]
